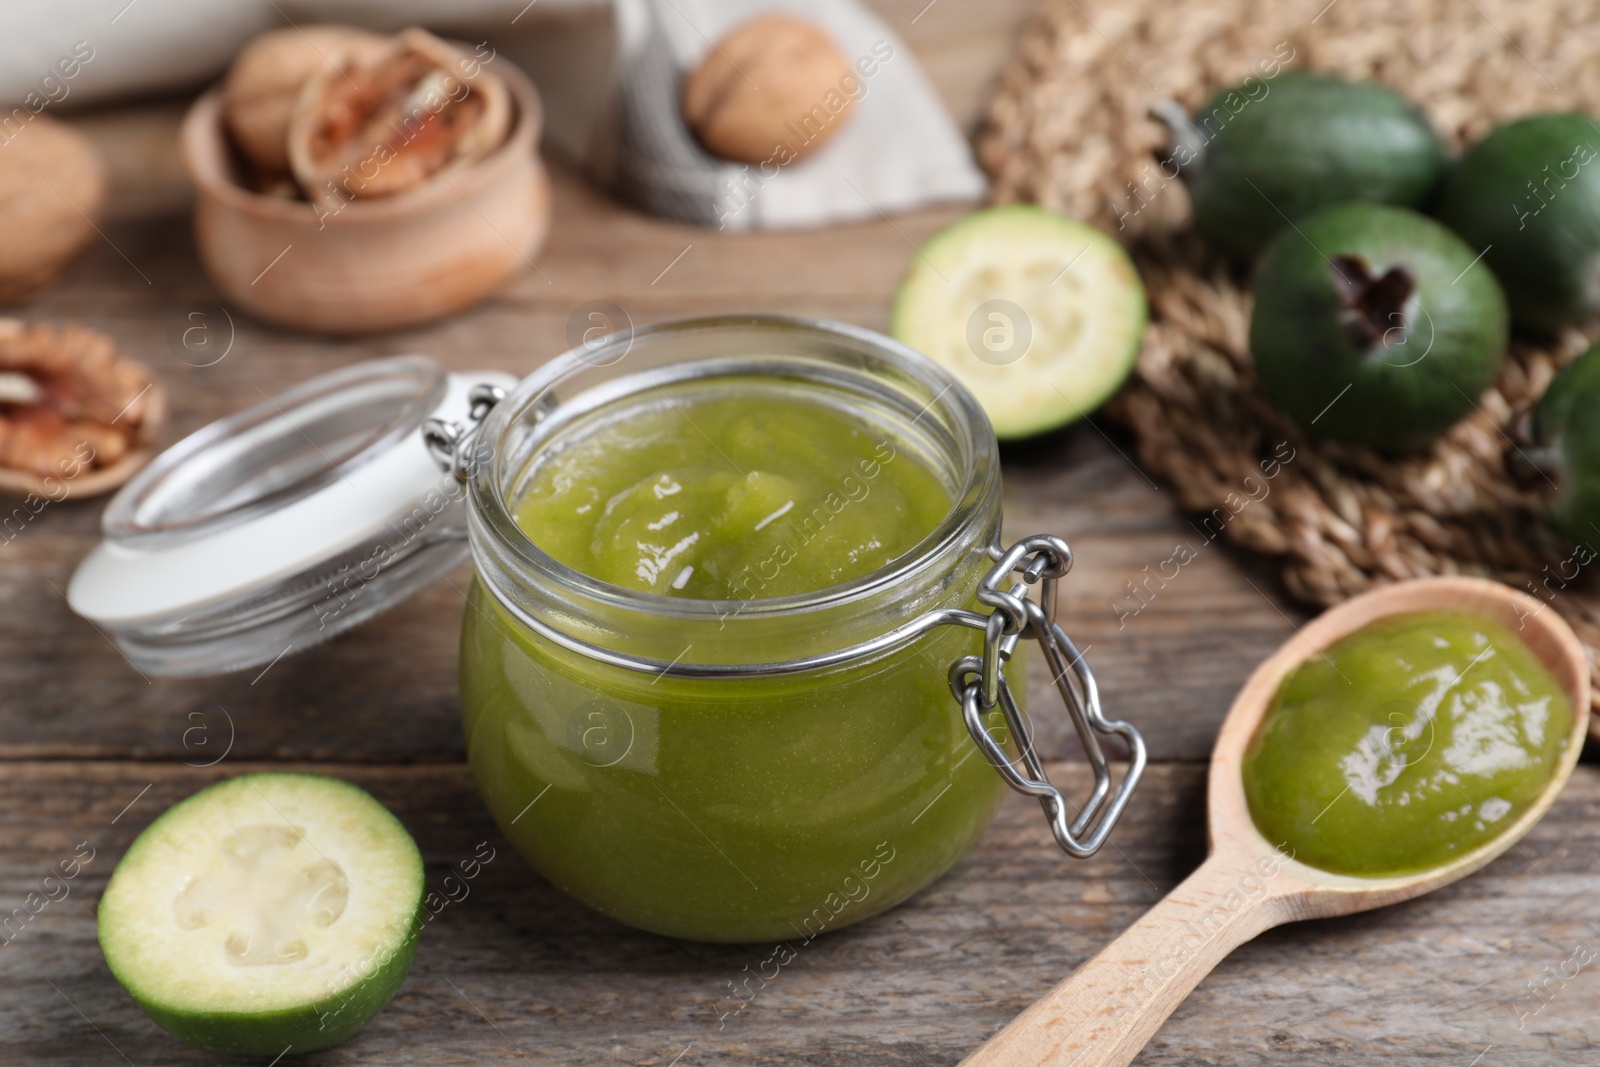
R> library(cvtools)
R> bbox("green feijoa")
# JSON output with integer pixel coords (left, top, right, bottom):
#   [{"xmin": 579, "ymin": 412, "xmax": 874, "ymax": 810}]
[
  {"xmin": 890, "ymin": 204, "xmax": 1146, "ymax": 440},
  {"xmin": 1169, "ymin": 70, "xmax": 1446, "ymax": 260},
  {"xmin": 98, "ymin": 773, "xmax": 425, "ymax": 1056},
  {"xmin": 1529, "ymin": 342, "xmax": 1600, "ymax": 546},
  {"xmin": 1435, "ymin": 112, "xmax": 1600, "ymax": 333},
  {"xmin": 1249, "ymin": 203, "xmax": 1508, "ymax": 451}
]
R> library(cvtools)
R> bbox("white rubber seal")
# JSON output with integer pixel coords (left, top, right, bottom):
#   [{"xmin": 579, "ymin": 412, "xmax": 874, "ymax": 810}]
[{"xmin": 68, "ymin": 368, "xmax": 514, "ymax": 626}]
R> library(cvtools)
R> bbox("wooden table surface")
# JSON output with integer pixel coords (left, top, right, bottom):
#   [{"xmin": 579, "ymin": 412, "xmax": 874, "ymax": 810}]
[{"xmin": 5, "ymin": 3, "xmax": 1599, "ymax": 1063}]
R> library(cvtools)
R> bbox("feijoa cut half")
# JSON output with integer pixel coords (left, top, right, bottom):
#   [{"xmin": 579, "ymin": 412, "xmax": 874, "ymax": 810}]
[
  {"xmin": 98, "ymin": 773, "xmax": 425, "ymax": 1056},
  {"xmin": 1250, "ymin": 202, "xmax": 1509, "ymax": 452},
  {"xmin": 1435, "ymin": 112, "xmax": 1600, "ymax": 333},
  {"xmin": 890, "ymin": 204, "xmax": 1146, "ymax": 440},
  {"xmin": 1170, "ymin": 70, "xmax": 1446, "ymax": 261}
]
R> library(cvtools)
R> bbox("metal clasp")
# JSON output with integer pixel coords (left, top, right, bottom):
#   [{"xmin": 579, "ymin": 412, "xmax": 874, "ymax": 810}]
[
  {"xmin": 423, "ymin": 383, "xmax": 507, "ymax": 481},
  {"xmin": 949, "ymin": 534, "xmax": 1146, "ymax": 858}
]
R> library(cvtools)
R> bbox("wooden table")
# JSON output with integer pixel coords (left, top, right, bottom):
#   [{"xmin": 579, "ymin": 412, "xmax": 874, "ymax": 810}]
[{"xmin": 5, "ymin": 4, "xmax": 1599, "ymax": 1063}]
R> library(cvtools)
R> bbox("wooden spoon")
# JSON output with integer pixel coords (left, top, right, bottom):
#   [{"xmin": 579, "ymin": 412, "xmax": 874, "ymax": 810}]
[{"xmin": 962, "ymin": 576, "xmax": 1591, "ymax": 1067}]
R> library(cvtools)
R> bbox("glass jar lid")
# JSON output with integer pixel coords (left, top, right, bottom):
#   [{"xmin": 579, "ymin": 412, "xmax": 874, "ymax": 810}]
[{"xmin": 67, "ymin": 355, "xmax": 516, "ymax": 677}]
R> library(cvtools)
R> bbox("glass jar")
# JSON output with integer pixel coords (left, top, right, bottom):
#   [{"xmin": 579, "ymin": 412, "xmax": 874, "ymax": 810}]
[
  {"xmin": 460, "ymin": 317, "xmax": 1006, "ymax": 942},
  {"xmin": 448, "ymin": 317, "xmax": 1142, "ymax": 942},
  {"xmin": 68, "ymin": 315, "xmax": 1144, "ymax": 946}
]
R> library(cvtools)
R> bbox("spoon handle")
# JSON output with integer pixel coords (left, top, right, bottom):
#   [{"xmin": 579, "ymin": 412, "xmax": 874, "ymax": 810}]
[{"xmin": 960, "ymin": 852, "xmax": 1293, "ymax": 1067}]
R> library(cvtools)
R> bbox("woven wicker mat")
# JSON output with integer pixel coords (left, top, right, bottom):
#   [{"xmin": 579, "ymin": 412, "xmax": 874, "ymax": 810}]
[{"xmin": 978, "ymin": 0, "xmax": 1600, "ymax": 719}]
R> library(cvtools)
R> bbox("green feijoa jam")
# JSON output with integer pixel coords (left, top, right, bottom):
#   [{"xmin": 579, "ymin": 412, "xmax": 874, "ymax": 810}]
[
  {"xmin": 1243, "ymin": 610, "xmax": 1573, "ymax": 878},
  {"xmin": 1435, "ymin": 113, "xmax": 1600, "ymax": 333},
  {"xmin": 463, "ymin": 371, "xmax": 1008, "ymax": 944},
  {"xmin": 1529, "ymin": 341, "xmax": 1600, "ymax": 546},
  {"xmin": 513, "ymin": 380, "xmax": 953, "ymax": 599},
  {"xmin": 1250, "ymin": 202, "xmax": 1508, "ymax": 452},
  {"xmin": 1177, "ymin": 70, "xmax": 1445, "ymax": 261}
]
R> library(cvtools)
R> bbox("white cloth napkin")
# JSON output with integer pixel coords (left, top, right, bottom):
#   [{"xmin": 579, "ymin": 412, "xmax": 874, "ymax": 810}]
[{"xmin": 0, "ymin": 0, "xmax": 984, "ymax": 229}]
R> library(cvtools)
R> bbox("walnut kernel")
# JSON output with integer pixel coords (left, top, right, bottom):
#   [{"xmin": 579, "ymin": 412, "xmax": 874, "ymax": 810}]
[{"xmin": 0, "ymin": 319, "xmax": 163, "ymax": 494}]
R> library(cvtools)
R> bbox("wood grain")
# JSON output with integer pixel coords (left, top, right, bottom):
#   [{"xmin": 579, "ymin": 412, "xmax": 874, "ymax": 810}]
[{"xmin": 4, "ymin": 761, "xmax": 1600, "ymax": 1065}]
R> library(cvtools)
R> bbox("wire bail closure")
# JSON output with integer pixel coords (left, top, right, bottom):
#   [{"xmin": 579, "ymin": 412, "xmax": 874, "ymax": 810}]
[
  {"xmin": 422, "ymin": 382, "xmax": 506, "ymax": 482},
  {"xmin": 950, "ymin": 535, "xmax": 1147, "ymax": 858}
]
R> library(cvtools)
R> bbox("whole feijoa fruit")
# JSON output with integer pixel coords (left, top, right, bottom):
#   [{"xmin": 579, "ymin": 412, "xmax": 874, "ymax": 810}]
[
  {"xmin": 1250, "ymin": 202, "xmax": 1509, "ymax": 452},
  {"xmin": 1435, "ymin": 112, "xmax": 1600, "ymax": 333},
  {"xmin": 1527, "ymin": 342, "xmax": 1600, "ymax": 546},
  {"xmin": 1172, "ymin": 70, "xmax": 1446, "ymax": 261}
]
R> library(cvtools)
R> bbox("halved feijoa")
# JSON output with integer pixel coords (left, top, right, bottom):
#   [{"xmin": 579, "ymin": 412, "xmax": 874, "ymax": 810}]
[
  {"xmin": 1435, "ymin": 113, "xmax": 1600, "ymax": 333},
  {"xmin": 1250, "ymin": 202, "xmax": 1509, "ymax": 452},
  {"xmin": 890, "ymin": 204, "xmax": 1146, "ymax": 439},
  {"xmin": 98, "ymin": 773, "xmax": 425, "ymax": 1056},
  {"xmin": 1170, "ymin": 70, "xmax": 1446, "ymax": 261}
]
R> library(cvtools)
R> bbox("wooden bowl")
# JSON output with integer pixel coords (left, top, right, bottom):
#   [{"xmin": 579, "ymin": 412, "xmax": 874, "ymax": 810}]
[{"xmin": 180, "ymin": 60, "xmax": 550, "ymax": 335}]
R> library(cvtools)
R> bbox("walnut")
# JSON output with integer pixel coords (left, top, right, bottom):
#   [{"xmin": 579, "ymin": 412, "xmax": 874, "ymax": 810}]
[
  {"xmin": 288, "ymin": 28, "xmax": 511, "ymax": 207},
  {"xmin": 0, "ymin": 319, "xmax": 165, "ymax": 497},
  {"xmin": 0, "ymin": 116, "xmax": 107, "ymax": 304},
  {"xmin": 223, "ymin": 25, "xmax": 388, "ymax": 175},
  {"xmin": 681, "ymin": 14, "xmax": 858, "ymax": 165}
]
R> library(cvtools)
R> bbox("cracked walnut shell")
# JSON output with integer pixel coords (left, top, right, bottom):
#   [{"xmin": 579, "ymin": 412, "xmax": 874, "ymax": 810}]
[
  {"xmin": 223, "ymin": 25, "xmax": 389, "ymax": 174},
  {"xmin": 0, "ymin": 319, "xmax": 165, "ymax": 498},
  {"xmin": 288, "ymin": 28, "xmax": 511, "ymax": 207}
]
